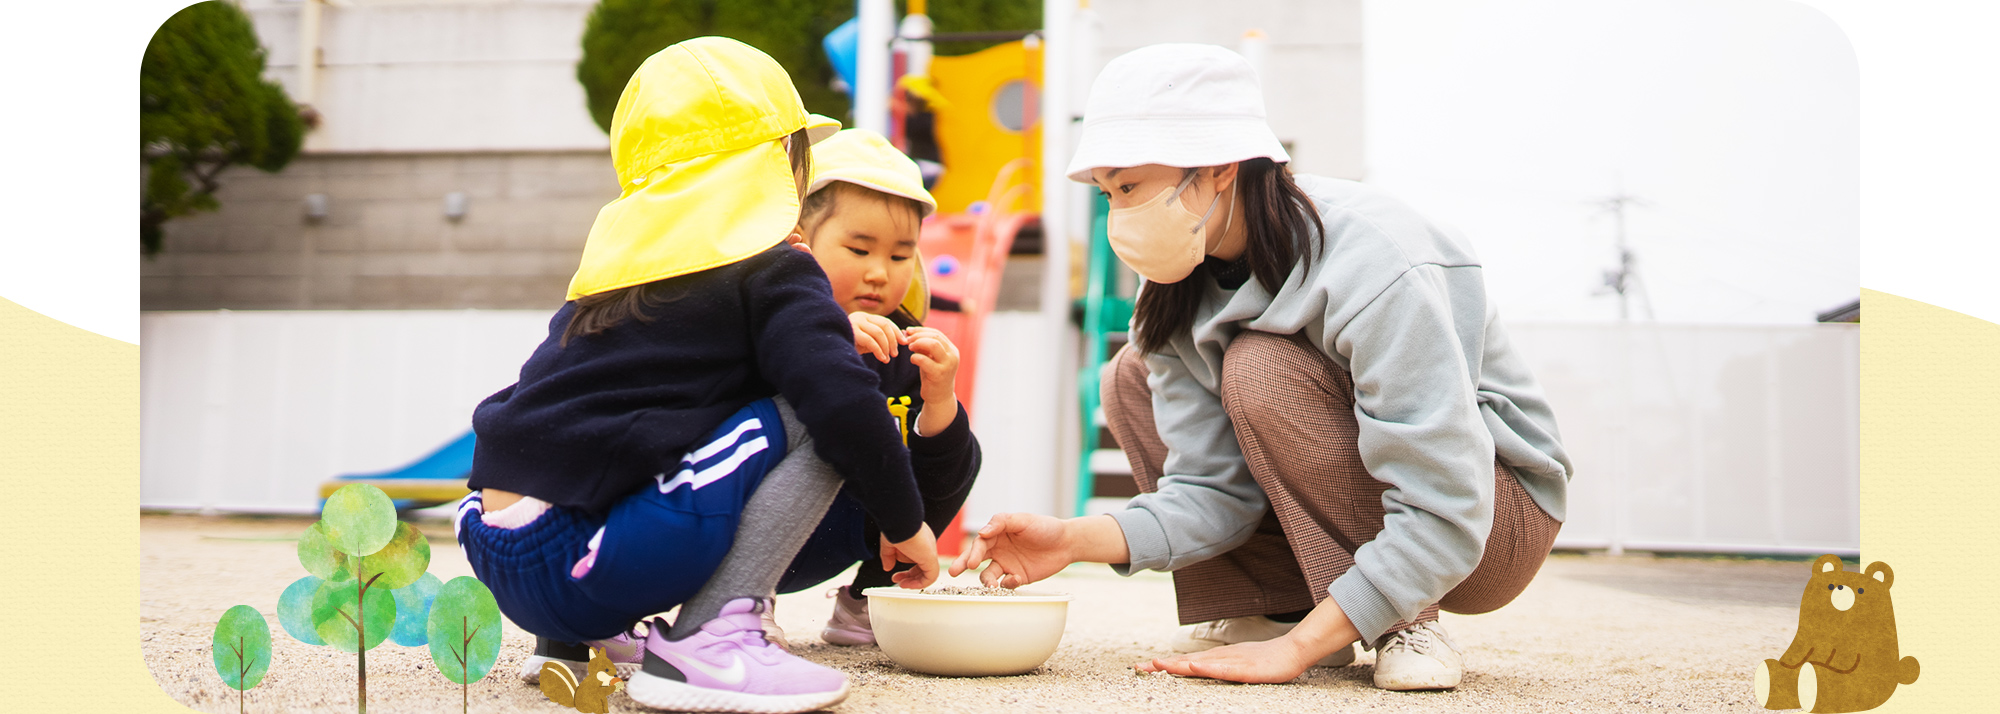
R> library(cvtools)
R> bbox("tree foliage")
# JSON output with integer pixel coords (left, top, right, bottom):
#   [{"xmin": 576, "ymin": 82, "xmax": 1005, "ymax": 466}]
[
  {"xmin": 390, "ymin": 572, "xmax": 444, "ymax": 647},
  {"xmin": 912, "ymin": 0, "xmax": 1042, "ymax": 57},
  {"xmin": 295, "ymin": 485, "xmax": 432, "ymax": 714},
  {"xmin": 140, "ymin": 0, "xmax": 304, "ymax": 254},
  {"xmin": 427, "ymin": 576, "xmax": 503, "ymax": 714},
  {"xmin": 277, "ymin": 575, "xmax": 328, "ymax": 646},
  {"xmin": 578, "ymin": 0, "xmax": 857, "ymax": 133},
  {"xmin": 212, "ymin": 605, "xmax": 272, "ymax": 714},
  {"xmin": 574, "ymin": 0, "xmax": 1040, "ymax": 134}
]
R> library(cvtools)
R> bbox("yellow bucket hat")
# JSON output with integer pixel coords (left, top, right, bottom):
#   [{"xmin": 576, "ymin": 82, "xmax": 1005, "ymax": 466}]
[
  {"xmin": 806, "ymin": 129, "xmax": 938, "ymax": 319},
  {"xmin": 568, "ymin": 36, "xmax": 841, "ymax": 300},
  {"xmin": 807, "ymin": 129, "xmax": 938, "ymax": 217}
]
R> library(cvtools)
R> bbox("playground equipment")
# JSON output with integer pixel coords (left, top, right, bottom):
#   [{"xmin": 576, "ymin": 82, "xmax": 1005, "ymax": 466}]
[
  {"xmin": 319, "ymin": 431, "xmax": 473, "ymax": 510},
  {"xmin": 1073, "ymin": 194, "xmax": 1135, "ymax": 515},
  {"xmin": 843, "ymin": 1, "xmax": 1046, "ymax": 552}
]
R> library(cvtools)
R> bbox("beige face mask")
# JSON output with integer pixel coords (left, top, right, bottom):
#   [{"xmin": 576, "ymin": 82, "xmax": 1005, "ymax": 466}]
[{"xmin": 1106, "ymin": 170, "xmax": 1235, "ymax": 284}]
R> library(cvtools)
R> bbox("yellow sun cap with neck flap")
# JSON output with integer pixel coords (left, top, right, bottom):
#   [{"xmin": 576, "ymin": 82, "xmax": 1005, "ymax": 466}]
[
  {"xmin": 567, "ymin": 36, "xmax": 841, "ymax": 300},
  {"xmin": 806, "ymin": 129, "xmax": 938, "ymax": 320}
]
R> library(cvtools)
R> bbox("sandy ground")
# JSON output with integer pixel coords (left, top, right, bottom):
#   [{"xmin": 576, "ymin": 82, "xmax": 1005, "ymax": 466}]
[{"xmin": 142, "ymin": 513, "xmax": 1804, "ymax": 713}]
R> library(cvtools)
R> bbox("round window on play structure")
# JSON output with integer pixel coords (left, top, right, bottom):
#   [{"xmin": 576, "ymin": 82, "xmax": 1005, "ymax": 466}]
[{"xmin": 991, "ymin": 79, "xmax": 1040, "ymax": 133}]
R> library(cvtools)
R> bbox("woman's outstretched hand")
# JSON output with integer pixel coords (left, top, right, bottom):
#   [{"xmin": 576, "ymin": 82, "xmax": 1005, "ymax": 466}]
[
  {"xmin": 1137, "ymin": 595, "xmax": 1361, "ymax": 684},
  {"xmin": 947, "ymin": 512, "xmax": 1076, "ymax": 589},
  {"xmin": 1135, "ymin": 639, "xmax": 1315, "ymax": 683}
]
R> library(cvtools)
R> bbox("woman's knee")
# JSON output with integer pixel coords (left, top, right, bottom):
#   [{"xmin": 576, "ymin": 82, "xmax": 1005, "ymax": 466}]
[
  {"xmin": 1221, "ymin": 331, "xmax": 1345, "ymax": 422},
  {"xmin": 1100, "ymin": 344, "xmax": 1151, "ymax": 417},
  {"xmin": 1102, "ymin": 343, "xmax": 1148, "ymax": 394}
]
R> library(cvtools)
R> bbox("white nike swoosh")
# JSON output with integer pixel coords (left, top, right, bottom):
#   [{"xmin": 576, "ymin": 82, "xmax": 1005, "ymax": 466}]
[{"xmin": 671, "ymin": 650, "xmax": 746, "ymax": 686}]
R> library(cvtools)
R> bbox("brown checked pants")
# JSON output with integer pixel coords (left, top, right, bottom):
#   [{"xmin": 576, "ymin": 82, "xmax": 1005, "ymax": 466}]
[{"xmin": 1101, "ymin": 332, "xmax": 1561, "ymax": 639}]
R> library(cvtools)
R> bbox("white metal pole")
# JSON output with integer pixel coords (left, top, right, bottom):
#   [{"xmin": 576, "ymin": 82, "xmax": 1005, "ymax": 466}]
[
  {"xmin": 1041, "ymin": 0, "xmax": 1075, "ymax": 516},
  {"xmin": 897, "ymin": 11, "xmax": 933, "ymax": 78},
  {"xmin": 855, "ymin": 0, "xmax": 894, "ymax": 136},
  {"xmin": 297, "ymin": 0, "xmax": 322, "ymax": 107},
  {"xmin": 1238, "ymin": 29, "xmax": 1269, "ymax": 86},
  {"xmin": 1071, "ymin": 2, "xmax": 1099, "ymax": 110}
]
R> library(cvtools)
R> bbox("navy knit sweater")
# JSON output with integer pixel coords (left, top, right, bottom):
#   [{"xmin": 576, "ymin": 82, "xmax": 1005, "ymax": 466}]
[
  {"xmin": 865, "ymin": 311, "xmax": 981, "ymax": 522},
  {"xmin": 468, "ymin": 244, "xmax": 924, "ymax": 542}
]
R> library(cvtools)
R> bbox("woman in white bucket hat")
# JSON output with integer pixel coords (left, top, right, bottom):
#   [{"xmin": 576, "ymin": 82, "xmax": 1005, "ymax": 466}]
[{"xmin": 952, "ymin": 43, "xmax": 1573, "ymax": 691}]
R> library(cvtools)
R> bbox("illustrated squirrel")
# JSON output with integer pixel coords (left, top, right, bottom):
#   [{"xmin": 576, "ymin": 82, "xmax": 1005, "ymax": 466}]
[{"xmin": 539, "ymin": 645, "xmax": 625, "ymax": 714}]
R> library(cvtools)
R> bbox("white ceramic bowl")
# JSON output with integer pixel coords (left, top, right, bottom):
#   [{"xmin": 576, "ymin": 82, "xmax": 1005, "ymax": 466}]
[{"xmin": 862, "ymin": 587, "xmax": 1073, "ymax": 677}]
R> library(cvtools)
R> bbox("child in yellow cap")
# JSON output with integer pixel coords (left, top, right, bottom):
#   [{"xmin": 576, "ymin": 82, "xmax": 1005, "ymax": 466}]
[
  {"xmin": 455, "ymin": 38, "xmax": 934, "ymax": 714},
  {"xmin": 764, "ymin": 129, "xmax": 981, "ymax": 647}
]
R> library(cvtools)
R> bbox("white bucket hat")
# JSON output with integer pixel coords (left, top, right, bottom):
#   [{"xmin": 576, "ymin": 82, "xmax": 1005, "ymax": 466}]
[{"xmin": 1065, "ymin": 44, "xmax": 1290, "ymax": 184}]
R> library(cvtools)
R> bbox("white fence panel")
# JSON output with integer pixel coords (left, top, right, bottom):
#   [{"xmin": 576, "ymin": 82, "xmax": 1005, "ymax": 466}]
[
  {"xmin": 142, "ymin": 312, "xmax": 1859, "ymax": 555},
  {"xmin": 1509, "ymin": 323, "xmax": 1859, "ymax": 555},
  {"xmin": 141, "ymin": 310, "xmax": 554, "ymax": 513}
]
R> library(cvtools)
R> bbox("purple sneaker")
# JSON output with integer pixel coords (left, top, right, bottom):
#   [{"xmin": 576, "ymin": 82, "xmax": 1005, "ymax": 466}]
[
  {"xmin": 626, "ymin": 599, "xmax": 849, "ymax": 713},
  {"xmin": 517, "ymin": 630, "xmax": 645, "ymax": 684}
]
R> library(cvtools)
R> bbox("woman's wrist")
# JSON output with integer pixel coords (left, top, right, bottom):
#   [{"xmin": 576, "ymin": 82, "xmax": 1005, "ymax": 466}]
[
  {"xmin": 1061, "ymin": 514, "xmax": 1132, "ymax": 565},
  {"xmin": 1278, "ymin": 596, "xmax": 1362, "ymax": 662}
]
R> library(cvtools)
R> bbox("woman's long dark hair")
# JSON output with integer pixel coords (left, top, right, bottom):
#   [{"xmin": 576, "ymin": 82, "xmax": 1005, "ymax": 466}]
[
  {"xmin": 1130, "ymin": 157, "xmax": 1326, "ymax": 354},
  {"xmin": 561, "ymin": 127, "xmax": 814, "ymax": 346}
]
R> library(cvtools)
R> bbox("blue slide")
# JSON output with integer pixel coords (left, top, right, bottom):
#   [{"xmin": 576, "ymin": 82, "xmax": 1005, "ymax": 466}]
[{"xmin": 320, "ymin": 431, "xmax": 476, "ymax": 511}]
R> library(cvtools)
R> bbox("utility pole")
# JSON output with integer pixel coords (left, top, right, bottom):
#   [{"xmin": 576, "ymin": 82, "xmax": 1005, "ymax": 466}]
[{"xmin": 1593, "ymin": 192, "xmax": 1646, "ymax": 322}]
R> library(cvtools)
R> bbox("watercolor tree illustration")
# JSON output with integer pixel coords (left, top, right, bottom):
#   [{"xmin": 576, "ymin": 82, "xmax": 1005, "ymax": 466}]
[
  {"xmin": 211, "ymin": 605, "xmax": 272, "ymax": 714},
  {"xmin": 275, "ymin": 484, "xmax": 432, "ymax": 714},
  {"xmin": 427, "ymin": 576, "xmax": 503, "ymax": 714}
]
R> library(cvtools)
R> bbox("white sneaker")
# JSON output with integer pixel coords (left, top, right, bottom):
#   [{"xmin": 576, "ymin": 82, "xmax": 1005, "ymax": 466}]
[
  {"xmin": 1370, "ymin": 621, "xmax": 1462, "ymax": 690},
  {"xmin": 820, "ymin": 586, "xmax": 875, "ymax": 646},
  {"xmin": 1169, "ymin": 615, "xmax": 1357, "ymax": 667}
]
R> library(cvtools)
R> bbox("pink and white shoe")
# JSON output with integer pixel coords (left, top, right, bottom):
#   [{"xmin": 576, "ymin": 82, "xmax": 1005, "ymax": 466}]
[
  {"xmin": 757, "ymin": 595, "xmax": 790, "ymax": 652},
  {"xmin": 626, "ymin": 599, "xmax": 849, "ymax": 713},
  {"xmin": 819, "ymin": 586, "xmax": 875, "ymax": 647}
]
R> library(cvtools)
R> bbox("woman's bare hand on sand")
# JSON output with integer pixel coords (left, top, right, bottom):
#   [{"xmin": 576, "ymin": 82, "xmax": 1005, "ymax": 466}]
[
  {"xmin": 1139, "ymin": 596, "xmax": 1361, "ymax": 684},
  {"xmin": 1136, "ymin": 638, "xmax": 1315, "ymax": 683}
]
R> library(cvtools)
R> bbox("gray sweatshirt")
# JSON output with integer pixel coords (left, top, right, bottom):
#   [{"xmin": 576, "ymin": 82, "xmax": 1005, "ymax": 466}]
[{"xmin": 1109, "ymin": 174, "xmax": 1573, "ymax": 642}]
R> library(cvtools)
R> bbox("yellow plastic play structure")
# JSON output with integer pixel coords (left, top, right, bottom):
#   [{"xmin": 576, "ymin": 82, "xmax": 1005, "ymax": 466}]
[{"xmin": 924, "ymin": 39, "xmax": 1042, "ymax": 215}]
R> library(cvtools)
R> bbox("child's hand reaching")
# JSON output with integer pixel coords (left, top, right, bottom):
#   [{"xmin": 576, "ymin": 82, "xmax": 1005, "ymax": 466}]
[
  {"xmin": 849, "ymin": 312, "xmax": 904, "ymax": 363},
  {"xmin": 879, "ymin": 523, "xmax": 940, "ymax": 589},
  {"xmin": 904, "ymin": 326, "xmax": 960, "ymax": 435}
]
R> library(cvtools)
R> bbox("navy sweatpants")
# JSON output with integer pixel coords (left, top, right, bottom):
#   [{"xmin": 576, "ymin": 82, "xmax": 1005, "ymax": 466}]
[{"xmin": 457, "ymin": 399, "xmax": 786, "ymax": 643}]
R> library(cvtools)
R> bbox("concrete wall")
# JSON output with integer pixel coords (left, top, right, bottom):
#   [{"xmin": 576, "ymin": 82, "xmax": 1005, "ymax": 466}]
[
  {"xmin": 142, "ymin": 151, "xmax": 615, "ymax": 310},
  {"xmin": 1086, "ymin": 0, "xmax": 1365, "ymax": 180},
  {"xmin": 242, "ymin": 0, "xmax": 607, "ymax": 153}
]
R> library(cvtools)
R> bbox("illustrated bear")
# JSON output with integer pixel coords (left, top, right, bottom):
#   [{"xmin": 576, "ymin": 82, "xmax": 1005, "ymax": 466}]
[{"xmin": 1755, "ymin": 554, "xmax": 1919, "ymax": 712}]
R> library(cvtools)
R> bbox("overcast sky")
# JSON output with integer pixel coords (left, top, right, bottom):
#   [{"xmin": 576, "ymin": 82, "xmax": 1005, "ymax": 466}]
[{"xmin": 1363, "ymin": 0, "xmax": 1858, "ymax": 324}]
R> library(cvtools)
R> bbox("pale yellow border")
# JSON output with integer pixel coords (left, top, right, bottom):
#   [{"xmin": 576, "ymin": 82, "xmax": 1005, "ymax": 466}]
[
  {"xmin": 1859, "ymin": 289, "xmax": 1995, "ymax": 711},
  {"xmin": 0, "ymin": 296, "xmax": 156, "ymax": 709}
]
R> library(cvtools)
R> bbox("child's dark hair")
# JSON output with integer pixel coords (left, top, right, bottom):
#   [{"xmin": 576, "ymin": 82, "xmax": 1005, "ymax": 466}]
[
  {"xmin": 562, "ymin": 127, "xmax": 813, "ymax": 346},
  {"xmin": 798, "ymin": 181, "xmax": 928, "ymax": 325},
  {"xmin": 797, "ymin": 181, "xmax": 926, "ymax": 244}
]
